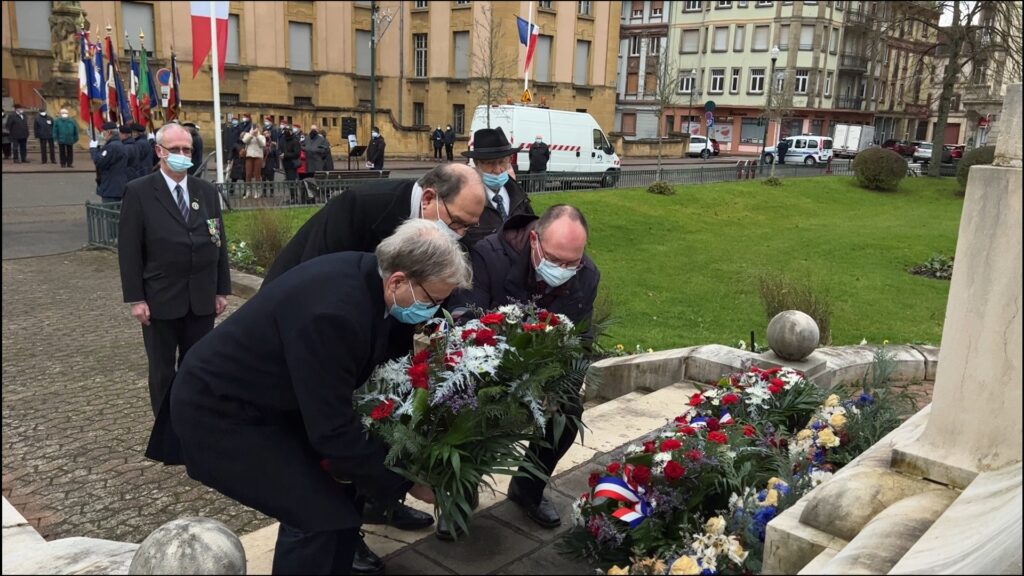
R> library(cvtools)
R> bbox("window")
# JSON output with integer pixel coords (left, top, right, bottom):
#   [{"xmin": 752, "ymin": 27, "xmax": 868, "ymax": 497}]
[
  {"xmin": 829, "ymin": 27, "xmax": 839, "ymax": 53},
  {"xmin": 679, "ymin": 74, "xmax": 696, "ymax": 93},
  {"xmin": 738, "ymin": 0, "xmax": 749, "ymax": 5},
  {"xmin": 684, "ymin": 1, "xmax": 702, "ymax": 11},
  {"xmin": 645, "ymin": 72, "xmax": 658, "ymax": 94},
  {"xmin": 750, "ymin": 67, "xmax": 765, "ymax": 93},
  {"xmin": 713, "ymin": 27, "xmax": 729, "ymax": 52},
  {"xmin": 824, "ymin": 71, "xmax": 833, "ymax": 96},
  {"xmin": 775, "ymin": 69, "xmax": 785, "ymax": 92},
  {"xmin": 757, "ymin": 0, "xmax": 773, "ymax": 5},
  {"xmin": 574, "ymin": 40, "xmax": 591, "ymax": 85},
  {"xmin": 649, "ymin": 36, "xmax": 662, "ymax": 55},
  {"xmin": 629, "ymin": 36, "xmax": 641, "ymax": 56},
  {"xmin": 632, "ymin": 6, "xmax": 644, "ymax": 17},
  {"xmin": 413, "ymin": 102, "xmax": 424, "ymax": 126},
  {"xmin": 414, "ymin": 0, "xmax": 428, "ymax": 7},
  {"xmin": 740, "ymin": 117, "xmax": 764, "ymax": 143},
  {"xmin": 356, "ymin": 30, "xmax": 371, "ymax": 75},
  {"xmin": 539, "ymin": 0, "xmax": 553, "ymax": 8},
  {"xmin": 731, "ymin": 68, "xmax": 741, "ymax": 93},
  {"xmin": 455, "ymin": 0, "xmax": 471, "ymax": 5},
  {"xmin": 453, "ymin": 31, "xmax": 469, "ymax": 79},
  {"xmin": 626, "ymin": 72, "xmax": 639, "ymax": 95},
  {"xmin": 221, "ymin": 93, "xmax": 240, "ymax": 106},
  {"xmin": 718, "ymin": 1, "xmax": 732, "ymax": 7},
  {"xmin": 453, "ymin": 104, "xmax": 465, "ymax": 133},
  {"xmin": 799, "ymin": 24, "xmax": 814, "ymax": 50},
  {"xmin": 294, "ymin": 96, "xmax": 313, "ymax": 106},
  {"xmin": 122, "ymin": 2, "xmax": 156, "ymax": 56},
  {"xmin": 621, "ymin": 113, "xmax": 637, "ymax": 135},
  {"xmin": 778, "ymin": 24, "xmax": 790, "ymax": 49},
  {"xmin": 651, "ymin": 1, "xmax": 664, "ymax": 17},
  {"xmin": 665, "ymin": 115, "xmax": 674, "ymax": 134},
  {"xmin": 795, "ymin": 69, "xmax": 808, "ymax": 93},
  {"xmin": 413, "ymin": 33, "xmax": 428, "ymax": 78},
  {"xmin": 578, "ymin": 1, "xmax": 592, "ymax": 16},
  {"xmin": 535, "ymin": 35, "xmax": 552, "ymax": 82},
  {"xmin": 15, "ymin": 1, "xmax": 51, "ymax": 50},
  {"xmin": 734, "ymin": 25, "xmax": 746, "ymax": 51},
  {"xmin": 710, "ymin": 68, "xmax": 725, "ymax": 92},
  {"xmin": 225, "ymin": 14, "xmax": 240, "ymax": 64},
  {"xmin": 681, "ymin": 30, "xmax": 700, "ymax": 53},
  {"xmin": 289, "ymin": 22, "xmax": 313, "ymax": 71},
  {"xmin": 752, "ymin": 25, "xmax": 770, "ymax": 51}
]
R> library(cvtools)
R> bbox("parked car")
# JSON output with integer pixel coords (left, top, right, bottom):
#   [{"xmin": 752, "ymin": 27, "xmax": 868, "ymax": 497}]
[
  {"xmin": 913, "ymin": 142, "xmax": 956, "ymax": 165},
  {"xmin": 882, "ymin": 139, "xmax": 916, "ymax": 156},
  {"xmin": 710, "ymin": 138, "xmax": 721, "ymax": 156},
  {"xmin": 945, "ymin": 144, "xmax": 965, "ymax": 160},
  {"xmin": 687, "ymin": 135, "xmax": 714, "ymax": 159},
  {"xmin": 762, "ymin": 135, "xmax": 834, "ymax": 165}
]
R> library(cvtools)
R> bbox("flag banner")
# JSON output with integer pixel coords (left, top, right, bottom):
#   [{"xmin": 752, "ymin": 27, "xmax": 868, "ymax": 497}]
[
  {"xmin": 139, "ymin": 41, "xmax": 152, "ymax": 128},
  {"xmin": 129, "ymin": 48, "xmax": 141, "ymax": 123},
  {"xmin": 105, "ymin": 35, "xmax": 134, "ymax": 124},
  {"xmin": 190, "ymin": 1, "xmax": 229, "ymax": 79},
  {"xmin": 78, "ymin": 31, "xmax": 93, "ymax": 126},
  {"xmin": 91, "ymin": 41, "xmax": 107, "ymax": 128},
  {"xmin": 167, "ymin": 52, "xmax": 182, "ymax": 122},
  {"xmin": 516, "ymin": 16, "xmax": 540, "ymax": 73}
]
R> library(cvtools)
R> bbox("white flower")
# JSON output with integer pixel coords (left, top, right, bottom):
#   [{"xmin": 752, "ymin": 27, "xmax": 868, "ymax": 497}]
[
  {"xmin": 653, "ymin": 452, "xmax": 672, "ymax": 464},
  {"xmin": 726, "ymin": 535, "xmax": 748, "ymax": 565},
  {"xmin": 571, "ymin": 496, "xmax": 587, "ymax": 527},
  {"xmin": 497, "ymin": 304, "xmax": 524, "ymax": 323},
  {"xmin": 728, "ymin": 493, "xmax": 744, "ymax": 512},
  {"xmin": 625, "ymin": 443, "xmax": 644, "ymax": 455},
  {"xmin": 809, "ymin": 469, "xmax": 834, "ymax": 487},
  {"xmin": 555, "ymin": 314, "xmax": 574, "ymax": 331},
  {"xmin": 705, "ymin": 516, "xmax": 727, "ymax": 536},
  {"xmin": 737, "ymin": 339, "xmax": 748, "ymax": 351},
  {"xmin": 859, "ymin": 338, "xmax": 868, "ymax": 345}
]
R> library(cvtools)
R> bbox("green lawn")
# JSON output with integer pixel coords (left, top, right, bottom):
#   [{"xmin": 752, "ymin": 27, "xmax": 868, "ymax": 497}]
[{"xmin": 224, "ymin": 176, "xmax": 963, "ymax": 351}]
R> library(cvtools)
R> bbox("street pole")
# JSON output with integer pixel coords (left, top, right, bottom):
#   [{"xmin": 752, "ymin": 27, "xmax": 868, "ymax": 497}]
[
  {"xmin": 370, "ymin": 0, "xmax": 377, "ymax": 135},
  {"xmin": 759, "ymin": 46, "xmax": 780, "ymax": 166},
  {"xmin": 686, "ymin": 69, "xmax": 695, "ymax": 135}
]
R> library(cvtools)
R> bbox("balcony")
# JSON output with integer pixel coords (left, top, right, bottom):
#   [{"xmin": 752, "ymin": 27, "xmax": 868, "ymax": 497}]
[
  {"xmin": 835, "ymin": 97, "xmax": 865, "ymax": 110},
  {"xmin": 845, "ymin": 9, "xmax": 871, "ymax": 27},
  {"xmin": 962, "ymin": 83, "xmax": 1000, "ymax": 104},
  {"xmin": 838, "ymin": 53, "xmax": 868, "ymax": 72}
]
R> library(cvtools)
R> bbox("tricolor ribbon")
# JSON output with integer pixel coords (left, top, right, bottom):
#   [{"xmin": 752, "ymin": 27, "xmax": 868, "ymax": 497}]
[
  {"xmin": 593, "ymin": 471, "xmax": 651, "ymax": 528},
  {"xmin": 689, "ymin": 411, "xmax": 733, "ymax": 428}
]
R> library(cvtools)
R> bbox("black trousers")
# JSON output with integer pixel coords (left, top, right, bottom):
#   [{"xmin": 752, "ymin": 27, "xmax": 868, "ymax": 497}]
[
  {"xmin": 433, "ymin": 145, "xmax": 442, "ymax": 159},
  {"xmin": 39, "ymin": 139, "xmax": 56, "ymax": 163},
  {"xmin": 59, "ymin": 143, "xmax": 74, "ymax": 167},
  {"xmin": 141, "ymin": 310, "xmax": 215, "ymax": 416},
  {"xmin": 14, "ymin": 138, "xmax": 27, "ymax": 161},
  {"xmin": 3, "ymin": 142, "xmax": 11, "ymax": 158},
  {"xmin": 445, "ymin": 143, "xmax": 454, "ymax": 161},
  {"xmin": 272, "ymin": 523, "xmax": 360, "ymax": 575},
  {"xmin": 510, "ymin": 392, "xmax": 584, "ymax": 504}
]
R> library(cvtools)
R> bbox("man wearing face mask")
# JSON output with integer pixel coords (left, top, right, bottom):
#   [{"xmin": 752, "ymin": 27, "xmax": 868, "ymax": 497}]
[
  {"xmin": 90, "ymin": 122, "xmax": 129, "ymax": 203},
  {"xmin": 33, "ymin": 109, "xmax": 56, "ymax": 164},
  {"xmin": 461, "ymin": 127, "xmax": 535, "ymax": 248},
  {"xmin": 118, "ymin": 122, "xmax": 231, "ymax": 426},
  {"xmin": 366, "ymin": 126, "xmax": 386, "ymax": 170},
  {"xmin": 6, "ymin": 104, "xmax": 30, "ymax": 163},
  {"xmin": 443, "ymin": 124, "xmax": 456, "ymax": 161},
  {"xmin": 53, "ymin": 109, "xmax": 79, "ymax": 168},
  {"xmin": 445, "ymin": 204, "xmax": 599, "ymax": 534}
]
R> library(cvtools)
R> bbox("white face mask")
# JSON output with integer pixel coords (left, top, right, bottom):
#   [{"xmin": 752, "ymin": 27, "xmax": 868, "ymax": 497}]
[{"xmin": 61, "ymin": 113, "xmax": 69, "ymax": 118}]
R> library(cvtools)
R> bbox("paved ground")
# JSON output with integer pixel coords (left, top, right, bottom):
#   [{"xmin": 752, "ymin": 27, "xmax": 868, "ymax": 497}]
[{"xmin": 1, "ymin": 250, "xmax": 272, "ymax": 542}]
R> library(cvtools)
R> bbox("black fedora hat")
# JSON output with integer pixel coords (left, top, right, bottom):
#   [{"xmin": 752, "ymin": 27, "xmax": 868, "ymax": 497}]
[{"xmin": 461, "ymin": 127, "xmax": 522, "ymax": 160}]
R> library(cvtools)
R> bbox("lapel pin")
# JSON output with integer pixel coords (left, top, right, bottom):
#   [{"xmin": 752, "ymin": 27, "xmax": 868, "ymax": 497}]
[{"xmin": 191, "ymin": 201, "xmax": 199, "ymax": 210}]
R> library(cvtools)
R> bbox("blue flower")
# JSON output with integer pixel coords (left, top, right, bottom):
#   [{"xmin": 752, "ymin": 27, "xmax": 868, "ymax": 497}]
[
  {"xmin": 756, "ymin": 489, "xmax": 768, "ymax": 502},
  {"xmin": 753, "ymin": 505, "xmax": 778, "ymax": 541},
  {"xmin": 776, "ymin": 483, "xmax": 791, "ymax": 496},
  {"xmin": 812, "ymin": 448, "xmax": 826, "ymax": 464},
  {"xmin": 857, "ymin": 393, "xmax": 875, "ymax": 406},
  {"xmin": 701, "ymin": 569, "xmax": 717, "ymax": 576}
]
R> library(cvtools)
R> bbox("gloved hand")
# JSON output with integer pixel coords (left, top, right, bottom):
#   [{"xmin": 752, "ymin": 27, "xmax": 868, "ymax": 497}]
[
  {"xmin": 147, "ymin": 133, "xmax": 155, "ymax": 141},
  {"xmin": 89, "ymin": 140, "xmax": 99, "ymax": 149}
]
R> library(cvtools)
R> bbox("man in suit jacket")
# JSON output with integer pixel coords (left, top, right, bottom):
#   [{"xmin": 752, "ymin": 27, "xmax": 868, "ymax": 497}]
[
  {"xmin": 118, "ymin": 122, "xmax": 231, "ymax": 419},
  {"xmin": 264, "ymin": 162, "xmax": 486, "ymax": 283},
  {"xmin": 90, "ymin": 122, "xmax": 130, "ymax": 203},
  {"xmin": 157, "ymin": 220, "xmax": 470, "ymax": 574},
  {"xmin": 461, "ymin": 127, "xmax": 535, "ymax": 248}
]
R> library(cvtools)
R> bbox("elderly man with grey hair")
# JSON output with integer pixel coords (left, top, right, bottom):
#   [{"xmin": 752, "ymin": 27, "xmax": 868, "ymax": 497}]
[{"xmin": 146, "ymin": 219, "xmax": 471, "ymax": 575}]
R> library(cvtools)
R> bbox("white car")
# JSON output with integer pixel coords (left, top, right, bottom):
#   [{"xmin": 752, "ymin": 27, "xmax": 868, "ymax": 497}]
[
  {"xmin": 912, "ymin": 142, "xmax": 933, "ymax": 163},
  {"xmin": 763, "ymin": 135, "xmax": 834, "ymax": 165},
  {"xmin": 687, "ymin": 135, "xmax": 714, "ymax": 159}
]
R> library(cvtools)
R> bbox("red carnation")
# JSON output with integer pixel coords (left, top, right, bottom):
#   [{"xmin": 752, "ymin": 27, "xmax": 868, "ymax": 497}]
[
  {"xmin": 588, "ymin": 472, "xmax": 600, "ymax": 488},
  {"xmin": 743, "ymin": 424, "xmax": 757, "ymax": 437},
  {"xmin": 412, "ymin": 348, "xmax": 431, "ymax": 365},
  {"xmin": 522, "ymin": 322, "xmax": 546, "ymax": 332},
  {"xmin": 606, "ymin": 462, "xmax": 622, "ymax": 475},
  {"xmin": 643, "ymin": 440, "xmax": 657, "ymax": 454},
  {"xmin": 473, "ymin": 328, "xmax": 497, "ymax": 346},
  {"xmin": 765, "ymin": 367, "xmax": 782, "ymax": 375},
  {"xmin": 685, "ymin": 449, "xmax": 703, "ymax": 462},
  {"xmin": 707, "ymin": 417, "xmax": 721, "ymax": 432},
  {"xmin": 768, "ymin": 380, "xmax": 785, "ymax": 394},
  {"xmin": 631, "ymin": 465, "xmax": 651, "ymax": 486},
  {"xmin": 407, "ymin": 363, "xmax": 430, "ymax": 389},
  {"xmin": 659, "ymin": 438, "xmax": 682, "ymax": 452},
  {"xmin": 370, "ymin": 399, "xmax": 396, "ymax": 421},
  {"xmin": 677, "ymin": 425, "xmax": 697, "ymax": 436},
  {"xmin": 721, "ymin": 393, "xmax": 740, "ymax": 406},
  {"xmin": 460, "ymin": 328, "xmax": 478, "ymax": 342},
  {"xmin": 444, "ymin": 351, "xmax": 463, "ymax": 367},
  {"xmin": 663, "ymin": 461, "xmax": 686, "ymax": 482},
  {"xmin": 480, "ymin": 312, "xmax": 506, "ymax": 326},
  {"xmin": 538, "ymin": 310, "xmax": 561, "ymax": 326},
  {"xmin": 707, "ymin": 431, "xmax": 729, "ymax": 444},
  {"xmin": 688, "ymin": 393, "xmax": 704, "ymax": 407},
  {"xmin": 674, "ymin": 415, "xmax": 689, "ymax": 424}
]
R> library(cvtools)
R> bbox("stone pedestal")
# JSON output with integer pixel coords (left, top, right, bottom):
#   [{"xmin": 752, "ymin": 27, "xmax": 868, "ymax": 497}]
[{"xmin": 755, "ymin": 350, "xmax": 828, "ymax": 382}]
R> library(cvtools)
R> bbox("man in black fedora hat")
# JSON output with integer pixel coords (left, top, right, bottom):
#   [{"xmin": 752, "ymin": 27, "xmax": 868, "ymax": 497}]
[{"xmin": 461, "ymin": 127, "xmax": 534, "ymax": 248}]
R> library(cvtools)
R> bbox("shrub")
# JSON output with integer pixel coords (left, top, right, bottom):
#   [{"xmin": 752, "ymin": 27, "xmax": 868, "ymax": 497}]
[
  {"xmin": 956, "ymin": 145, "xmax": 995, "ymax": 194},
  {"xmin": 646, "ymin": 181, "xmax": 676, "ymax": 196},
  {"xmin": 762, "ymin": 176, "xmax": 783, "ymax": 187},
  {"xmin": 909, "ymin": 254, "xmax": 954, "ymax": 280},
  {"xmin": 247, "ymin": 209, "xmax": 291, "ymax": 271},
  {"xmin": 757, "ymin": 272, "xmax": 833, "ymax": 345},
  {"xmin": 852, "ymin": 147, "xmax": 906, "ymax": 191}
]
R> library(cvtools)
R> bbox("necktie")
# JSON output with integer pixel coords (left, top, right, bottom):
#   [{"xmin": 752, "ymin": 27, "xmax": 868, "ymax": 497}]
[
  {"xmin": 175, "ymin": 184, "xmax": 189, "ymax": 221},
  {"xmin": 493, "ymin": 193, "xmax": 508, "ymax": 222}
]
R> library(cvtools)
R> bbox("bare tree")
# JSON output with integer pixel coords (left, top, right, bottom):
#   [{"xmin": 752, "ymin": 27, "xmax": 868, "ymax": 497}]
[
  {"xmin": 472, "ymin": 4, "xmax": 518, "ymax": 128},
  {"xmin": 765, "ymin": 70, "xmax": 795, "ymax": 178},
  {"xmin": 649, "ymin": 45, "xmax": 684, "ymax": 180}
]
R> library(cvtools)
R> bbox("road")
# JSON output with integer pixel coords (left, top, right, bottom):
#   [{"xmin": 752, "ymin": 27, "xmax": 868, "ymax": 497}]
[{"xmin": 1, "ymin": 170, "xmax": 100, "ymax": 260}]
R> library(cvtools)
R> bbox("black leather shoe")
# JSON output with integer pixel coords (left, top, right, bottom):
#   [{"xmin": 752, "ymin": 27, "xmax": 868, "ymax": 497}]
[
  {"xmin": 434, "ymin": 514, "xmax": 467, "ymax": 542},
  {"xmin": 363, "ymin": 501, "xmax": 435, "ymax": 530},
  {"xmin": 507, "ymin": 483, "xmax": 561, "ymax": 528},
  {"xmin": 352, "ymin": 534, "xmax": 385, "ymax": 575}
]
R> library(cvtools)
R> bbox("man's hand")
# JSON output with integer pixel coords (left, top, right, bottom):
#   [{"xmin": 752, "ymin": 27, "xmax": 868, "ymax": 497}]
[
  {"xmin": 131, "ymin": 302, "xmax": 151, "ymax": 326},
  {"xmin": 215, "ymin": 295, "xmax": 229, "ymax": 316},
  {"xmin": 408, "ymin": 483, "xmax": 435, "ymax": 504},
  {"xmin": 89, "ymin": 140, "xmax": 99, "ymax": 149}
]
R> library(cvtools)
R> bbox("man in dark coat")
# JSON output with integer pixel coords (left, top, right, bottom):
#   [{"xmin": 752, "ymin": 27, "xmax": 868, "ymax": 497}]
[
  {"xmin": 6, "ymin": 104, "xmax": 30, "ymax": 163},
  {"xmin": 366, "ymin": 126, "xmax": 386, "ymax": 170},
  {"xmin": 303, "ymin": 125, "xmax": 330, "ymax": 174},
  {"xmin": 461, "ymin": 127, "xmax": 535, "ymax": 248},
  {"xmin": 119, "ymin": 124, "xmax": 141, "ymax": 182},
  {"xmin": 527, "ymin": 134, "xmax": 551, "ymax": 193},
  {"xmin": 445, "ymin": 205, "xmax": 599, "ymax": 534},
  {"xmin": 118, "ymin": 122, "xmax": 231, "ymax": 418},
  {"xmin": 91, "ymin": 122, "xmax": 129, "ymax": 203},
  {"xmin": 181, "ymin": 122, "xmax": 203, "ymax": 177},
  {"xmin": 280, "ymin": 128, "xmax": 301, "ymax": 191},
  {"xmin": 33, "ymin": 110, "xmax": 56, "ymax": 164},
  {"xmin": 443, "ymin": 124, "xmax": 456, "ymax": 161},
  {"xmin": 132, "ymin": 124, "xmax": 155, "ymax": 180},
  {"xmin": 431, "ymin": 126, "xmax": 444, "ymax": 160},
  {"xmin": 155, "ymin": 219, "xmax": 471, "ymax": 574},
  {"xmin": 777, "ymin": 138, "xmax": 790, "ymax": 165}
]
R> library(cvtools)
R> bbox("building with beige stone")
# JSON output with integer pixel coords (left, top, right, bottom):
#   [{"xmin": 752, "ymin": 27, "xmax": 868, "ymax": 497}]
[{"xmin": 2, "ymin": 0, "xmax": 620, "ymax": 156}]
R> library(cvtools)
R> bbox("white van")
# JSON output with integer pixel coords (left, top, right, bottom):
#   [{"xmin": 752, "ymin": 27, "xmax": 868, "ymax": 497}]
[
  {"xmin": 469, "ymin": 105, "xmax": 621, "ymax": 186},
  {"xmin": 763, "ymin": 135, "xmax": 834, "ymax": 165}
]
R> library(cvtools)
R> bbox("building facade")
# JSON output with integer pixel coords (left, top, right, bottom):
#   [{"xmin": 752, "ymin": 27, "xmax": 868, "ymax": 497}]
[
  {"xmin": 2, "ymin": 1, "xmax": 620, "ymax": 156},
  {"xmin": 614, "ymin": 0, "xmax": 672, "ymax": 139}
]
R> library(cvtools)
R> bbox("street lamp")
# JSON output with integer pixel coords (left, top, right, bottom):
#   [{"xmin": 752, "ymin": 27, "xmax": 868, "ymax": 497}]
[
  {"xmin": 686, "ymin": 68, "xmax": 697, "ymax": 135},
  {"xmin": 760, "ymin": 45, "xmax": 780, "ymax": 164}
]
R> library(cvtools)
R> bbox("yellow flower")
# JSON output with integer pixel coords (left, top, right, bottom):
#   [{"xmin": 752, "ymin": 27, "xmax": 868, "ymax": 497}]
[
  {"xmin": 817, "ymin": 428, "xmax": 840, "ymax": 448},
  {"xmin": 606, "ymin": 565, "xmax": 630, "ymax": 575},
  {"xmin": 615, "ymin": 344, "xmax": 625, "ymax": 352},
  {"xmin": 829, "ymin": 412, "xmax": 848, "ymax": 429},
  {"xmin": 728, "ymin": 537, "xmax": 749, "ymax": 565},
  {"xmin": 669, "ymin": 556, "xmax": 701, "ymax": 575},
  {"xmin": 705, "ymin": 515, "xmax": 727, "ymax": 536},
  {"xmin": 824, "ymin": 394, "xmax": 840, "ymax": 407},
  {"xmin": 883, "ymin": 339, "xmax": 890, "ymax": 346},
  {"xmin": 759, "ymin": 488, "xmax": 779, "ymax": 507},
  {"xmin": 767, "ymin": 476, "xmax": 788, "ymax": 491},
  {"xmin": 646, "ymin": 348, "xmax": 654, "ymax": 353},
  {"xmin": 796, "ymin": 429, "xmax": 812, "ymax": 442}
]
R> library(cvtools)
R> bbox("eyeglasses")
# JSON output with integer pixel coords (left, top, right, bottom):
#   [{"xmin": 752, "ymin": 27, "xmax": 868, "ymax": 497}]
[
  {"xmin": 440, "ymin": 196, "xmax": 479, "ymax": 233},
  {"xmin": 537, "ymin": 236, "xmax": 583, "ymax": 270},
  {"xmin": 413, "ymin": 281, "xmax": 444, "ymax": 307},
  {"xmin": 160, "ymin": 144, "xmax": 193, "ymax": 155},
  {"xmin": 475, "ymin": 157, "xmax": 512, "ymax": 174}
]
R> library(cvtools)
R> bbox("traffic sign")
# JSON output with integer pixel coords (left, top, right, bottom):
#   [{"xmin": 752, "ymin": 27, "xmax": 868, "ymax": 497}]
[
  {"xmin": 704, "ymin": 100, "xmax": 716, "ymax": 111},
  {"xmin": 705, "ymin": 111, "xmax": 714, "ymax": 128},
  {"xmin": 521, "ymin": 89, "xmax": 533, "ymax": 103}
]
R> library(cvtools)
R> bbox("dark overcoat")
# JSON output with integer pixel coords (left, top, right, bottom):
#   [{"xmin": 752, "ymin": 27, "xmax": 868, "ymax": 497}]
[
  {"xmin": 91, "ymin": 138, "xmax": 130, "ymax": 199},
  {"xmin": 462, "ymin": 177, "xmax": 534, "ymax": 248}
]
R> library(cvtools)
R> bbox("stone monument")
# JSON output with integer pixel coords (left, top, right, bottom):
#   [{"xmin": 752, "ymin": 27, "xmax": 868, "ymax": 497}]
[
  {"xmin": 762, "ymin": 85, "xmax": 1023, "ymax": 574},
  {"xmin": 129, "ymin": 517, "xmax": 246, "ymax": 575},
  {"xmin": 42, "ymin": 4, "xmax": 89, "ymax": 121}
]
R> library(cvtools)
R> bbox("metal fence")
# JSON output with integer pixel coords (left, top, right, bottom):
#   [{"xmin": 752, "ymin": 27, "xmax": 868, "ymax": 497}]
[
  {"xmin": 86, "ymin": 201, "xmax": 121, "ymax": 249},
  {"xmin": 215, "ymin": 177, "xmax": 392, "ymax": 209}
]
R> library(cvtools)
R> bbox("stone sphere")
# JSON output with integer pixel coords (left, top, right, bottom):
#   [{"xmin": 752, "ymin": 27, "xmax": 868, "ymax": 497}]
[
  {"xmin": 767, "ymin": 310, "xmax": 820, "ymax": 361},
  {"xmin": 129, "ymin": 517, "xmax": 246, "ymax": 575}
]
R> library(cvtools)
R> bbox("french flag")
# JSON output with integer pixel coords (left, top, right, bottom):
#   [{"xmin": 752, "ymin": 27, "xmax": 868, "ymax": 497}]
[
  {"xmin": 191, "ymin": 1, "xmax": 229, "ymax": 79},
  {"xmin": 78, "ymin": 32, "xmax": 92, "ymax": 125},
  {"xmin": 516, "ymin": 16, "xmax": 540, "ymax": 72}
]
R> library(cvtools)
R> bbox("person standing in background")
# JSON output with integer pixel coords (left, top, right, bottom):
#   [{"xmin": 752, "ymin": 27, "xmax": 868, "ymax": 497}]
[
  {"xmin": 33, "ymin": 109, "xmax": 56, "ymax": 164},
  {"xmin": 6, "ymin": 104, "xmax": 30, "ymax": 163},
  {"xmin": 366, "ymin": 126, "xmax": 386, "ymax": 170},
  {"xmin": 432, "ymin": 126, "xmax": 444, "ymax": 161},
  {"xmin": 53, "ymin": 108, "xmax": 80, "ymax": 168},
  {"xmin": 443, "ymin": 124, "xmax": 456, "ymax": 162}
]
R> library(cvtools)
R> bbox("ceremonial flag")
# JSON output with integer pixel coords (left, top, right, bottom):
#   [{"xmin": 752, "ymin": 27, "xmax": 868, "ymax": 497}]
[
  {"xmin": 167, "ymin": 51, "xmax": 182, "ymax": 122},
  {"xmin": 104, "ymin": 35, "xmax": 133, "ymax": 124},
  {"xmin": 139, "ymin": 41, "xmax": 153, "ymax": 128},
  {"xmin": 516, "ymin": 16, "xmax": 540, "ymax": 72},
  {"xmin": 190, "ymin": 1, "xmax": 229, "ymax": 79},
  {"xmin": 78, "ymin": 31, "xmax": 93, "ymax": 127},
  {"xmin": 91, "ymin": 40, "xmax": 108, "ymax": 128},
  {"xmin": 129, "ymin": 47, "xmax": 141, "ymax": 123}
]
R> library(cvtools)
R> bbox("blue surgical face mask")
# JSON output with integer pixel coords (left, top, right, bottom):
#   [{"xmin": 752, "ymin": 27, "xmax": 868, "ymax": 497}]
[
  {"xmin": 166, "ymin": 153, "xmax": 193, "ymax": 173},
  {"xmin": 435, "ymin": 201, "xmax": 462, "ymax": 240},
  {"xmin": 482, "ymin": 171, "xmax": 509, "ymax": 191},
  {"xmin": 533, "ymin": 239, "xmax": 578, "ymax": 287},
  {"xmin": 389, "ymin": 282, "xmax": 440, "ymax": 324},
  {"xmin": 372, "ymin": 131, "xmax": 380, "ymax": 138}
]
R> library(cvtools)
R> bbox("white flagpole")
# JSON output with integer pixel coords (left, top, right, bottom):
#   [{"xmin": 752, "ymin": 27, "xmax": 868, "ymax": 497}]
[
  {"xmin": 524, "ymin": 0, "xmax": 533, "ymax": 92},
  {"xmin": 210, "ymin": 1, "xmax": 224, "ymax": 185}
]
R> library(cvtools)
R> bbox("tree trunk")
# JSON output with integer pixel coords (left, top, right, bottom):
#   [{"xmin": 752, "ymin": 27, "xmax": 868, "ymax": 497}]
[
  {"xmin": 657, "ymin": 116, "xmax": 663, "ymax": 180},
  {"xmin": 928, "ymin": 58, "xmax": 960, "ymax": 177}
]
